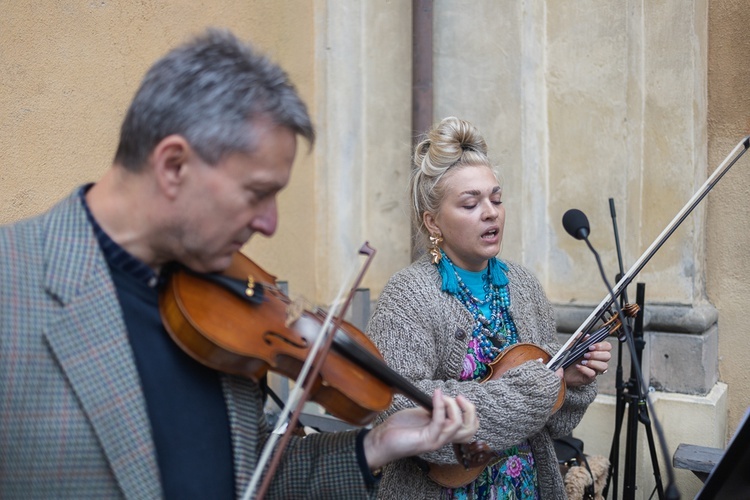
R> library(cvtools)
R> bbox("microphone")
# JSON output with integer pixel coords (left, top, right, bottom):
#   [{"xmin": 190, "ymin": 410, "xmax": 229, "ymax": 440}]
[
  {"xmin": 562, "ymin": 208, "xmax": 680, "ymax": 500},
  {"xmin": 562, "ymin": 208, "xmax": 590, "ymax": 240},
  {"xmin": 562, "ymin": 209, "xmax": 607, "ymax": 287}
]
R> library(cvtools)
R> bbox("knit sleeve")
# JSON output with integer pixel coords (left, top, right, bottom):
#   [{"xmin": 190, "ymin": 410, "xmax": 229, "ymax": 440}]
[{"xmin": 505, "ymin": 262, "xmax": 597, "ymax": 437}]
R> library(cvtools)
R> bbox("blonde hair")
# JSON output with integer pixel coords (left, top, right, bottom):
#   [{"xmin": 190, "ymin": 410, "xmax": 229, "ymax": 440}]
[{"xmin": 410, "ymin": 117, "xmax": 498, "ymax": 245}]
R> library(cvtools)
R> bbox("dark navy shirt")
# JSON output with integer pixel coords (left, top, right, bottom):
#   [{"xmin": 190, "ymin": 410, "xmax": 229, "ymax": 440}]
[{"xmin": 79, "ymin": 186, "xmax": 235, "ymax": 499}]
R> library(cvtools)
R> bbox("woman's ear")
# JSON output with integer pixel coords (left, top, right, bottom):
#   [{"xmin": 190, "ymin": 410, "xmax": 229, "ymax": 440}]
[{"xmin": 423, "ymin": 211, "xmax": 440, "ymax": 235}]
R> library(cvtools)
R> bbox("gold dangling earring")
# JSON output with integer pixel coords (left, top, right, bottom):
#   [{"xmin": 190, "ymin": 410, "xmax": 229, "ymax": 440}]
[{"xmin": 429, "ymin": 233, "xmax": 443, "ymax": 264}]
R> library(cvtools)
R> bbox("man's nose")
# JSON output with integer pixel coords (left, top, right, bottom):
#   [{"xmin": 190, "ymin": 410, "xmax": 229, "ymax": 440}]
[{"xmin": 249, "ymin": 201, "xmax": 278, "ymax": 236}]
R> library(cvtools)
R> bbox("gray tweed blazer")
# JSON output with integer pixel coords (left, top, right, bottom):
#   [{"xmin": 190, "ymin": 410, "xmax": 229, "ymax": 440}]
[
  {"xmin": 0, "ymin": 189, "xmax": 374, "ymax": 499},
  {"xmin": 367, "ymin": 256, "xmax": 597, "ymax": 499}
]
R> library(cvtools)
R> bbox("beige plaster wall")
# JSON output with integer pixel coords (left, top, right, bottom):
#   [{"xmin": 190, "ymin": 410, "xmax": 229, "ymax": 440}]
[
  {"xmin": 430, "ymin": 0, "xmax": 711, "ymax": 307},
  {"xmin": 548, "ymin": 0, "xmax": 710, "ymax": 306},
  {"xmin": 0, "ymin": 0, "xmax": 319, "ymax": 299},
  {"xmin": 307, "ymin": 1, "xmax": 413, "ymax": 303},
  {"xmin": 706, "ymin": 0, "xmax": 750, "ymax": 438}
]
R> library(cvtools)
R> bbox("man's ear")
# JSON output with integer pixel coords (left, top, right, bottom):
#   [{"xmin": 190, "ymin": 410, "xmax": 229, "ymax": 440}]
[
  {"xmin": 423, "ymin": 211, "xmax": 440, "ymax": 235},
  {"xmin": 151, "ymin": 135, "xmax": 192, "ymax": 199}
]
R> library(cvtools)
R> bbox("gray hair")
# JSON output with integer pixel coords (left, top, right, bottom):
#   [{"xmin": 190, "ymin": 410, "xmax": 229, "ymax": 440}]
[
  {"xmin": 410, "ymin": 116, "xmax": 498, "ymax": 245},
  {"xmin": 114, "ymin": 29, "xmax": 314, "ymax": 170}
]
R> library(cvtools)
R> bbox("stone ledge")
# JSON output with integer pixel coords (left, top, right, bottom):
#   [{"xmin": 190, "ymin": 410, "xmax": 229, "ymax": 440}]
[
  {"xmin": 553, "ymin": 302, "xmax": 718, "ymax": 334},
  {"xmin": 649, "ymin": 326, "xmax": 719, "ymax": 394},
  {"xmin": 554, "ymin": 303, "xmax": 719, "ymax": 395}
]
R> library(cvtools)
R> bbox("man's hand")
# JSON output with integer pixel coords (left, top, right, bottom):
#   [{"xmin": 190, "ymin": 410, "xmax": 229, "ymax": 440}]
[{"xmin": 363, "ymin": 389, "xmax": 478, "ymax": 471}]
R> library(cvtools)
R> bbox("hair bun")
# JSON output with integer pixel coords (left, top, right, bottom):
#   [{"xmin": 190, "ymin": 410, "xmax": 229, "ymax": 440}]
[{"xmin": 414, "ymin": 116, "xmax": 488, "ymax": 175}]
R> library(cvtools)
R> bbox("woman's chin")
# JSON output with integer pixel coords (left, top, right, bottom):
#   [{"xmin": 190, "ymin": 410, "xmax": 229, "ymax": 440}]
[{"xmin": 482, "ymin": 244, "xmax": 502, "ymax": 259}]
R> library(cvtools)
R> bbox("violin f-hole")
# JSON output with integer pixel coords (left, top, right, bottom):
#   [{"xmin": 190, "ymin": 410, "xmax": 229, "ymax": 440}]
[{"xmin": 263, "ymin": 331, "xmax": 308, "ymax": 350}]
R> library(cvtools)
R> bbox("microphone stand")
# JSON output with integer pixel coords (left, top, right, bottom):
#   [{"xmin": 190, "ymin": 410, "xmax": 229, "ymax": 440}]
[
  {"xmin": 604, "ymin": 199, "xmax": 666, "ymax": 500},
  {"xmin": 578, "ymin": 227, "xmax": 678, "ymax": 500}
]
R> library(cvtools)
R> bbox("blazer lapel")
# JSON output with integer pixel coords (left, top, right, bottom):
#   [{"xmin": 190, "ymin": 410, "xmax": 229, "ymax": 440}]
[{"xmin": 41, "ymin": 192, "xmax": 162, "ymax": 499}]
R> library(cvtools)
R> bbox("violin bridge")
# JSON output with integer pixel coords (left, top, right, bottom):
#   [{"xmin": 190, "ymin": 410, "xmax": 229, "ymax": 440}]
[{"xmin": 286, "ymin": 300, "xmax": 305, "ymax": 327}]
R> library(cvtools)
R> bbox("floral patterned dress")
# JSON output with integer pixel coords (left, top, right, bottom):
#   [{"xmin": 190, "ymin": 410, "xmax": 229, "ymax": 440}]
[{"xmin": 443, "ymin": 261, "xmax": 539, "ymax": 500}]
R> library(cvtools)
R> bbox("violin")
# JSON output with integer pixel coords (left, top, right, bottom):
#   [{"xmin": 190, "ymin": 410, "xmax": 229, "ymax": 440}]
[
  {"xmin": 483, "ymin": 304, "xmax": 638, "ymax": 410},
  {"xmin": 160, "ymin": 249, "xmax": 430, "ymax": 426},
  {"xmin": 427, "ymin": 305, "xmax": 638, "ymax": 489}
]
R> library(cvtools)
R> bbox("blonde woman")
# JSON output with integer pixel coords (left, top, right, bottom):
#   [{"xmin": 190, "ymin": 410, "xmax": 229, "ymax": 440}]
[{"xmin": 367, "ymin": 117, "xmax": 611, "ymax": 499}]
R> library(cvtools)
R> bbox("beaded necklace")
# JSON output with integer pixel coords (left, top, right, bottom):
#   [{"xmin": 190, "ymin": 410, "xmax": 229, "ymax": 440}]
[{"xmin": 441, "ymin": 253, "xmax": 519, "ymax": 362}]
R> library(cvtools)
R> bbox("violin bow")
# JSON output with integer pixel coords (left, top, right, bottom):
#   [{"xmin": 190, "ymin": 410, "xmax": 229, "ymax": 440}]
[
  {"xmin": 242, "ymin": 242, "xmax": 377, "ymax": 500},
  {"xmin": 548, "ymin": 135, "xmax": 750, "ymax": 370}
]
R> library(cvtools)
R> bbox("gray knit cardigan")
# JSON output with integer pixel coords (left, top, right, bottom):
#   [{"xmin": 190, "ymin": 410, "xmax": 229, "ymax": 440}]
[{"xmin": 367, "ymin": 255, "xmax": 597, "ymax": 499}]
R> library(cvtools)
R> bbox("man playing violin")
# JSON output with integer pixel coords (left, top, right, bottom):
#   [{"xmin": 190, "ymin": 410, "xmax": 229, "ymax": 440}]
[{"xmin": 0, "ymin": 29, "xmax": 479, "ymax": 499}]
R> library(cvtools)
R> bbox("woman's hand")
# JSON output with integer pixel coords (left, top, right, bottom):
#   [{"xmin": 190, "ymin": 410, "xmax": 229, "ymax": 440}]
[
  {"xmin": 564, "ymin": 340, "xmax": 613, "ymax": 387},
  {"xmin": 363, "ymin": 389, "xmax": 479, "ymax": 471}
]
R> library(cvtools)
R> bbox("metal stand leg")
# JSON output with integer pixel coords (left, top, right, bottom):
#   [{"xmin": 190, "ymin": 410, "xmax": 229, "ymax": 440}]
[{"xmin": 603, "ymin": 283, "xmax": 665, "ymax": 500}]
